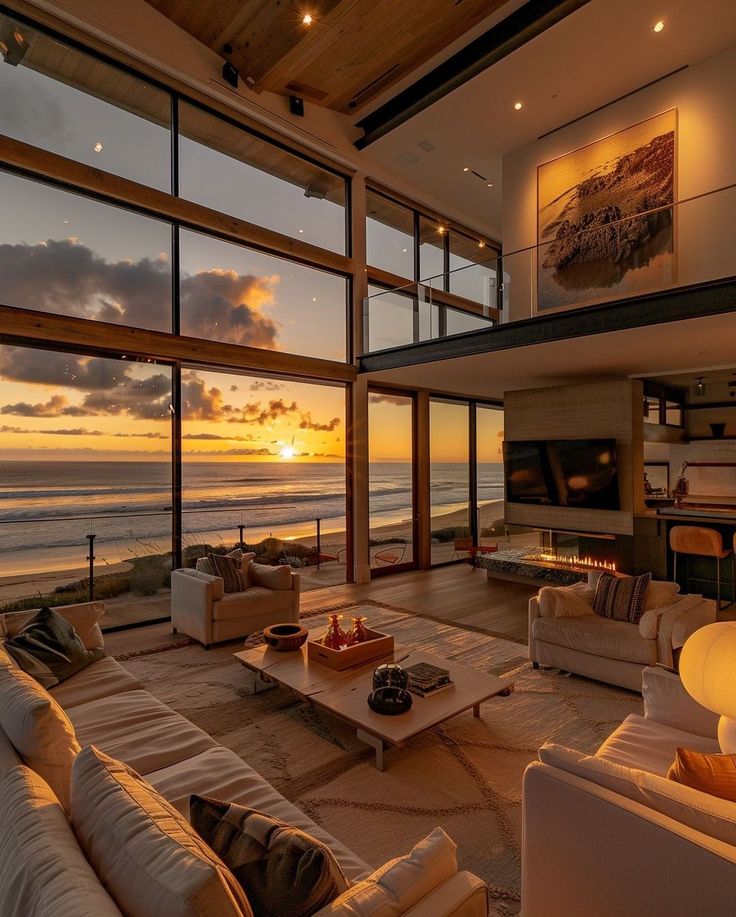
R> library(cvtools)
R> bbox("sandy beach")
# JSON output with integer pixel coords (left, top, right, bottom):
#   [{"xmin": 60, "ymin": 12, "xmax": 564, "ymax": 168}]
[{"xmin": 0, "ymin": 500, "xmax": 506, "ymax": 605}]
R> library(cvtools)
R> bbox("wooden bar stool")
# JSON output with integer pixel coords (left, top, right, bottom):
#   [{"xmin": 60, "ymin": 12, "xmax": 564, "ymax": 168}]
[{"xmin": 670, "ymin": 526, "xmax": 732, "ymax": 610}]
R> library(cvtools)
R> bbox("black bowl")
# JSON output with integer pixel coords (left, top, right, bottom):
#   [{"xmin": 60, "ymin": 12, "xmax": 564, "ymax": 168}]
[
  {"xmin": 367, "ymin": 686, "xmax": 413, "ymax": 716},
  {"xmin": 372, "ymin": 662, "xmax": 409, "ymax": 691}
]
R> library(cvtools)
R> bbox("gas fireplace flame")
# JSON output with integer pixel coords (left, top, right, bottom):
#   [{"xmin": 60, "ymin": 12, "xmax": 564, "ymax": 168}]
[{"xmin": 524, "ymin": 551, "xmax": 616, "ymax": 572}]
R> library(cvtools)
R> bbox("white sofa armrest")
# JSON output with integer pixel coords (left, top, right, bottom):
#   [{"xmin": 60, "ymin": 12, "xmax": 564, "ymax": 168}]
[
  {"xmin": 291, "ymin": 572, "xmax": 301, "ymax": 594},
  {"xmin": 655, "ymin": 596, "xmax": 717, "ymax": 666},
  {"xmin": 642, "ymin": 665, "xmax": 719, "ymax": 739},
  {"xmin": 403, "ymin": 871, "xmax": 488, "ymax": 916},
  {"xmin": 171, "ymin": 568, "xmax": 224, "ymax": 646}
]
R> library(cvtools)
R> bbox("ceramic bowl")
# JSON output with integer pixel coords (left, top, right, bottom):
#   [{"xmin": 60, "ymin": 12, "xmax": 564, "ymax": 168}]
[
  {"xmin": 262, "ymin": 623, "xmax": 309, "ymax": 652},
  {"xmin": 367, "ymin": 686, "xmax": 413, "ymax": 716}
]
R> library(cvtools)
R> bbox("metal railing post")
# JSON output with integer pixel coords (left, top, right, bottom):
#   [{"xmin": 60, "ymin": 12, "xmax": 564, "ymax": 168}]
[{"xmin": 85, "ymin": 533, "xmax": 95, "ymax": 602}]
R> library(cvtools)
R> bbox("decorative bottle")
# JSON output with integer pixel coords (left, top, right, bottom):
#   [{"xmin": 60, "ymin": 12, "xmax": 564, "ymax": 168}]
[
  {"xmin": 346, "ymin": 615, "xmax": 369, "ymax": 645},
  {"xmin": 322, "ymin": 614, "xmax": 347, "ymax": 650}
]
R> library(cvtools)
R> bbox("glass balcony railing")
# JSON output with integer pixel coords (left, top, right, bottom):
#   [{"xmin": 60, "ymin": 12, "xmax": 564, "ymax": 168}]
[
  {"xmin": 0, "ymin": 506, "xmax": 349, "ymax": 624},
  {"xmin": 363, "ymin": 184, "xmax": 736, "ymax": 354}
]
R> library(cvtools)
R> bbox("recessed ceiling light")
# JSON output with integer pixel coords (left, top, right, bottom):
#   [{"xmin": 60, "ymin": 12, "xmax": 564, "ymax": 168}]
[
  {"xmin": 93, "ymin": 141, "xmax": 103, "ymax": 153},
  {"xmin": 653, "ymin": 20, "xmax": 665, "ymax": 32},
  {"xmin": 298, "ymin": 228, "xmax": 304, "ymax": 233},
  {"xmin": 487, "ymin": 182, "xmax": 494, "ymax": 188},
  {"xmin": 438, "ymin": 225, "xmax": 447, "ymax": 234},
  {"xmin": 478, "ymin": 241, "xmax": 486, "ymax": 249},
  {"xmin": 401, "ymin": 248, "xmax": 408, "ymax": 253},
  {"xmin": 514, "ymin": 101, "xmax": 523, "ymax": 111},
  {"xmin": 302, "ymin": 13, "xmax": 313, "ymax": 25},
  {"xmin": 463, "ymin": 167, "xmax": 469, "ymax": 172}
]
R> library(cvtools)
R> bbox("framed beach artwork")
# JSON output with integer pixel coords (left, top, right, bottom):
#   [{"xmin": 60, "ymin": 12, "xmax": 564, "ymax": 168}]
[{"xmin": 536, "ymin": 109, "xmax": 677, "ymax": 312}]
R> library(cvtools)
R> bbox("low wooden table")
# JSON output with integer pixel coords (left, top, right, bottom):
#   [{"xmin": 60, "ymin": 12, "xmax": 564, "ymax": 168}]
[{"xmin": 233, "ymin": 642, "xmax": 514, "ymax": 771}]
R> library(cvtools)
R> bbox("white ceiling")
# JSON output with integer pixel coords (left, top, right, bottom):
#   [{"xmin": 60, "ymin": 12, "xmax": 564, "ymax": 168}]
[
  {"xmin": 366, "ymin": 312, "xmax": 736, "ymax": 401},
  {"xmin": 359, "ymin": 0, "xmax": 736, "ymax": 238}
]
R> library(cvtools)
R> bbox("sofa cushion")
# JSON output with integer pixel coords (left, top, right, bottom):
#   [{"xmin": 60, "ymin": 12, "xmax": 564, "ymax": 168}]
[
  {"xmin": 593, "ymin": 572, "xmax": 652, "ymax": 624},
  {"xmin": 67, "ymin": 689, "xmax": 216, "ymax": 775},
  {"xmin": 0, "ymin": 663, "xmax": 80, "ymax": 811},
  {"xmin": 644, "ymin": 580, "xmax": 680, "ymax": 611},
  {"xmin": 537, "ymin": 582, "xmax": 595, "ymax": 618},
  {"xmin": 532, "ymin": 615, "xmax": 657, "ymax": 665},
  {"xmin": 0, "ymin": 601, "xmax": 105, "ymax": 651},
  {"xmin": 70, "ymin": 746, "xmax": 252, "ymax": 917},
  {"xmin": 668, "ymin": 746, "xmax": 736, "ymax": 802},
  {"xmin": 212, "ymin": 587, "xmax": 295, "ymax": 622},
  {"xmin": 596, "ymin": 714, "xmax": 720, "ymax": 775},
  {"xmin": 540, "ymin": 741, "xmax": 736, "ymax": 848},
  {"xmin": 0, "ymin": 729, "xmax": 21, "ymax": 779},
  {"xmin": 3, "ymin": 606, "xmax": 104, "ymax": 689},
  {"xmin": 248, "ymin": 561, "xmax": 293, "ymax": 590},
  {"xmin": 313, "ymin": 828, "xmax": 457, "ymax": 917},
  {"xmin": 50, "ymin": 656, "xmax": 143, "ymax": 709},
  {"xmin": 145, "ymin": 745, "xmax": 370, "ymax": 882},
  {"xmin": 191, "ymin": 795, "xmax": 349, "ymax": 917},
  {"xmin": 0, "ymin": 766, "xmax": 122, "ymax": 917}
]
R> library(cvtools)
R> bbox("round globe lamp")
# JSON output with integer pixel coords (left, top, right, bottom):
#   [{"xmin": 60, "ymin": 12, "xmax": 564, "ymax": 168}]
[{"xmin": 680, "ymin": 622, "xmax": 736, "ymax": 752}]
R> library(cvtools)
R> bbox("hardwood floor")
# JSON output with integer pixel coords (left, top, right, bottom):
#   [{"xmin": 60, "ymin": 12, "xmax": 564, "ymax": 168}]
[
  {"xmin": 301, "ymin": 564, "xmax": 535, "ymax": 644},
  {"xmin": 104, "ymin": 564, "xmax": 536, "ymax": 655}
]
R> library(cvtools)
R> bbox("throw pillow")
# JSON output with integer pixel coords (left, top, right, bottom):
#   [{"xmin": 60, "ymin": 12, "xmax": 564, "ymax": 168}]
[
  {"xmin": 0, "ymin": 601, "xmax": 106, "ymax": 651},
  {"xmin": 592, "ymin": 572, "xmax": 652, "ymax": 624},
  {"xmin": 208, "ymin": 552, "xmax": 248, "ymax": 593},
  {"xmin": 0, "ymin": 766, "xmax": 122, "ymax": 917},
  {"xmin": 668, "ymin": 747, "xmax": 736, "ymax": 803},
  {"xmin": 190, "ymin": 796, "xmax": 348, "ymax": 917},
  {"xmin": 197, "ymin": 548, "xmax": 251, "ymax": 577},
  {"xmin": 247, "ymin": 561, "xmax": 293, "ymax": 591},
  {"xmin": 3, "ymin": 607, "xmax": 104, "ymax": 689},
  {"xmin": 0, "ymin": 663, "xmax": 80, "ymax": 812},
  {"xmin": 70, "ymin": 746, "xmax": 253, "ymax": 917}
]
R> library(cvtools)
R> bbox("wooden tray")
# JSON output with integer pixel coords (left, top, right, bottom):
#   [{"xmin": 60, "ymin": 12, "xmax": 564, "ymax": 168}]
[{"xmin": 307, "ymin": 627, "xmax": 394, "ymax": 671}]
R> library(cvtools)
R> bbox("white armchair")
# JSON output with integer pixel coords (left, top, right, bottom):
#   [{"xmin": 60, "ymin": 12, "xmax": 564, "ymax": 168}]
[
  {"xmin": 171, "ymin": 565, "xmax": 300, "ymax": 648},
  {"xmin": 528, "ymin": 579, "xmax": 716, "ymax": 691}
]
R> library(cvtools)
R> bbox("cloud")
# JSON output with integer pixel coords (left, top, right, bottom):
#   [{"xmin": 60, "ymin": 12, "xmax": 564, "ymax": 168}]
[
  {"xmin": 186, "ymin": 448, "xmax": 273, "ymax": 456},
  {"xmin": 182, "ymin": 432, "xmax": 256, "ymax": 442},
  {"xmin": 0, "ymin": 424, "xmax": 167, "ymax": 438},
  {"xmin": 1, "ymin": 395, "xmax": 73, "ymax": 417},
  {"xmin": 0, "ymin": 347, "xmax": 130, "ymax": 391},
  {"xmin": 299, "ymin": 412, "xmax": 341, "ymax": 432},
  {"xmin": 0, "ymin": 240, "xmax": 281, "ymax": 347},
  {"xmin": 368, "ymin": 393, "xmax": 409, "ymax": 406},
  {"xmin": 249, "ymin": 380, "xmax": 283, "ymax": 392}
]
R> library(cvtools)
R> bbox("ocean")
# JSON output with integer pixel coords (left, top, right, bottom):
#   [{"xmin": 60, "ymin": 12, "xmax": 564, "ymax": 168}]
[{"xmin": 0, "ymin": 460, "xmax": 504, "ymax": 575}]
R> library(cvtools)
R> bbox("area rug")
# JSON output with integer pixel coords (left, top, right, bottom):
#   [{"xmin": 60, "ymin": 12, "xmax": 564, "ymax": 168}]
[{"xmin": 118, "ymin": 602, "xmax": 642, "ymax": 914}]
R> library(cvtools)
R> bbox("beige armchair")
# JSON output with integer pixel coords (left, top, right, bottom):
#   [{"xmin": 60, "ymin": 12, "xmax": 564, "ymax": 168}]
[
  {"xmin": 171, "ymin": 565, "xmax": 300, "ymax": 648},
  {"xmin": 528, "ymin": 580, "xmax": 716, "ymax": 691}
]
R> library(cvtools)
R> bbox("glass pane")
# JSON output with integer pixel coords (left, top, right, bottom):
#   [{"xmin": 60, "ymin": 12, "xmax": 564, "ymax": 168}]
[
  {"xmin": 179, "ymin": 102, "xmax": 346, "ymax": 254},
  {"xmin": 179, "ymin": 229, "xmax": 347, "ymax": 361},
  {"xmin": 448, "ymin": 232, "xmax": 498, "ymax": 304},
  {"xmin": 365, "ymin": 285, "xmax": 416, "ymax": 351},
  {"xmin": 419, "ymin": 216, "xmax": 445, "ymax": 283},
  {"xmin": 0, "ymin": 170, "xmax": 172, "ymax": 332},
  {"xmin": 181, "ymin": 368, "xmax": 347, "ymax": 591},
  {"xmin": 476, "ymin": 406, "xmax": 506, "ymax": 547},
  {"xmin": 665, "ymin": 401, "xmax": 683, "ymax": 426},
  {"xmin": 0, "ymin": 12, "xmax": 171, "ymax": 190},
  {"xmin": 430, "ymin": 400, "xmax": 470, "ymax": 565},
  {"xmin": 366, "ymin": 190, "xmax": 414, "ymax": 278},
  {"xmin": 0, "ymin": 344, "xmax": 173, "ymax": 628},
  {"xmin": 643, "ymin": 396, "xmax": 660, "ymax": 424},
  {"xmin": 369, "ymin": 392, "xmax": 414, "ymax": 570},
  {"xmin": 445, "ymin": 308, "xmax": 493, "ymax": 336}
]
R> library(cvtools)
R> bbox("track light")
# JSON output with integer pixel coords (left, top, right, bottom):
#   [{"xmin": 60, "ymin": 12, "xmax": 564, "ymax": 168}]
[
  {"xmin": 1, "ymin": 26, "xmax": 28, "ymax": 65},
  {"xmin": 695, "ymin": 377, "xmax": 706, "ymax": 397}
]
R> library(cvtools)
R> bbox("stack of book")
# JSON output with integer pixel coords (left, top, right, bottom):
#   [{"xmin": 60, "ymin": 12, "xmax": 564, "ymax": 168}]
[{"xmin": 405, "ymin": 662, "xmax": 454, "ymax": 698}]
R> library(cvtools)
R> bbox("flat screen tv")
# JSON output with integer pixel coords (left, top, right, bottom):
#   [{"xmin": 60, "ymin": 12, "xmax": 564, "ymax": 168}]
[{"xmin": 504, "ymin": 439, "xmax": 619, "ymax": 510}]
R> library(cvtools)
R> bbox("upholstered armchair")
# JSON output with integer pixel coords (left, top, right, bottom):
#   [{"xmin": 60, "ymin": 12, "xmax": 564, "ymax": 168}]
[
  {"xmin": 171, "ymin": 561, "xmax": 300, "ymax": 648},
  {"xmin": 528, "ymin": 579, "xmax": 716, "ymax": 691}
]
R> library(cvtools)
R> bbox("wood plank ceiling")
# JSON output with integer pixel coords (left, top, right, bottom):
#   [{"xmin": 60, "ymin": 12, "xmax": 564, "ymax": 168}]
[{"xmin": 145, "ymin": 0, "xmax": 506, "ymax": 113}]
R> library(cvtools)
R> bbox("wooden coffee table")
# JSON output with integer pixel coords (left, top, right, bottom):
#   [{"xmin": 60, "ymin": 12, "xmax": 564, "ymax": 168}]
[{"xmin": 233, "ymin": 643, "xmax": 514, "ymax": 771}]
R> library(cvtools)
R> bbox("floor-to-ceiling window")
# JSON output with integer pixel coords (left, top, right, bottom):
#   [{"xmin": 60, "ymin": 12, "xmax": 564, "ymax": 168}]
[
  {"xmin": 0, "ymin": 344, "xmax": 173, "ymax": 628},
  {"xmin": 368, "ymin": 390, "xmax": 416, "ymax": 573},
  {"xmin": 181, "ymin": 368, "xmax": 348, "ymax": 589}
]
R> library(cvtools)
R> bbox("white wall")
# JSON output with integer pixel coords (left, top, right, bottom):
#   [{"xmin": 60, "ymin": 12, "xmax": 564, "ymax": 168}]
[{"xmin": 502, "ymin": 44, "xmax": 736, "ymax": 322}]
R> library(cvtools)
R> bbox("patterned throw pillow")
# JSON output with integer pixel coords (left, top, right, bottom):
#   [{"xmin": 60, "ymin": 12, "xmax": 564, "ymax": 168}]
[
  {"xmin": 190, "ymin": 796, "xmax": 349, "ymax": 917},
  {"xmin": 207, "ymin": 552, "xmax": 247, "ymax": 593},
  {"xmin": 592, "ymin": 572, "xmax": 652, "ymax": 624},
  {"xmin": 3, "ymin": 606, "xmax": 104, "ymax": 689}
]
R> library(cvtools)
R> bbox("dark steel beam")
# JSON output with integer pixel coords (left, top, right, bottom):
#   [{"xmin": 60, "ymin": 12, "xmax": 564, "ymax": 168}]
[
  {"xmin": 354, "ymin": 0, "xmax": 593, "ymax": 149},
  {"xmin": 359, "ymin": 276, "xmax": 736, "ymax": 372}
]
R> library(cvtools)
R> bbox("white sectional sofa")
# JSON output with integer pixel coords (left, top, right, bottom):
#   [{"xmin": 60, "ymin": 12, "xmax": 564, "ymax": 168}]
[
  {"xmin": 522, "ymin": 665, "xmax": 736, "ymax": 917},
  {"xmin": 0, "ymin": 603, "xmax": 488, "ymax": 916}
]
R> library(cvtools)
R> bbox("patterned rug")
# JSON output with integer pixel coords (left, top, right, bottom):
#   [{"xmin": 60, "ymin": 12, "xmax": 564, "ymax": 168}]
[{"xmin": 118, "ymin": 602, "xmax": 642, "ymax": 914}]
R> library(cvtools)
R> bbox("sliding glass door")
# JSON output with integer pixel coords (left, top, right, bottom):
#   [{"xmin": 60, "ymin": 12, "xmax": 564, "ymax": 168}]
[{"xmin": 368, "ymin": 389, "xmax": 416, "ymax": 574}]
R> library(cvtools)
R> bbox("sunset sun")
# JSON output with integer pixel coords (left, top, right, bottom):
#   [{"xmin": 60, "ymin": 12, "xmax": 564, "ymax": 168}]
[{"xmin": 279, "ymin": 444, "xmax": 296, "ymax": 459}]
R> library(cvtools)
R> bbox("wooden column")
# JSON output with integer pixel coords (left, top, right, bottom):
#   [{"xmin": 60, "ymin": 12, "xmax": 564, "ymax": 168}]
[
  {"xmin": 350, "ymin": 173, "xmax": 371, "ymax": 582},
  {"xmin": 416, "ymin": 389, "xmax": 432, "ymax": 568}
]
